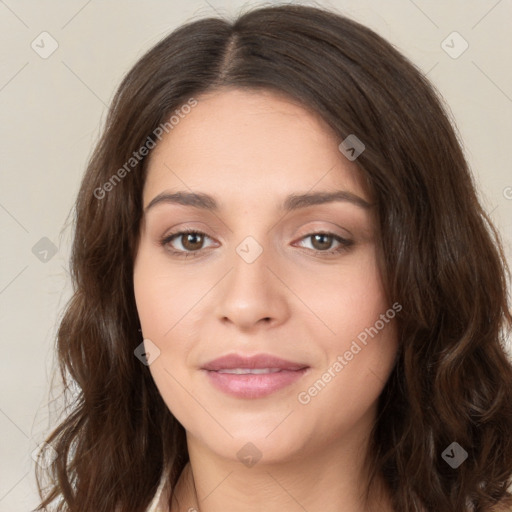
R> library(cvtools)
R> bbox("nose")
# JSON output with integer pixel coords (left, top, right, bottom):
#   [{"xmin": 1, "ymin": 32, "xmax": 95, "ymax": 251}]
[{"xmin": 214, "ymin": 240, "xmax": 290, "ymax": 331}]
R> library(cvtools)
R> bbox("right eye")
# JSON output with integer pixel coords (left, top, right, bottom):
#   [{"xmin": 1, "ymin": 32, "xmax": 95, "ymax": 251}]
[{"xmin": 160, "ymin": 229, "xmax": 216, "ymax": 257}]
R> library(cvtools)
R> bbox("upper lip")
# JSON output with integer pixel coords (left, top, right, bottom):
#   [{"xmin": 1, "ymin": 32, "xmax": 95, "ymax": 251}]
[{"xmin": 202, "ymin": 353, "xmax": 309, "ymax": 371}]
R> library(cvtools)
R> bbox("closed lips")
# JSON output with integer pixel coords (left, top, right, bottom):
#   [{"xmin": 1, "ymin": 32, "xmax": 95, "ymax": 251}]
[{"xmin": 202, "ymin": 353, "xmax": 310, "ymax": 399}]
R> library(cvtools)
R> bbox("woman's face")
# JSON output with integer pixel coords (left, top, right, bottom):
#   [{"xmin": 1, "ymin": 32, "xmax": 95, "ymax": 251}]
[{"xmin": 133, "ymin": 88, "xmax": 398, "ymax": 464}]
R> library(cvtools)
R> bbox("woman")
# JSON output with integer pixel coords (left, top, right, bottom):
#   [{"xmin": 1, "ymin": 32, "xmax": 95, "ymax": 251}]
[{"xmin": 35, "ymin": 4, "xmax": 512, "ymax": 512}]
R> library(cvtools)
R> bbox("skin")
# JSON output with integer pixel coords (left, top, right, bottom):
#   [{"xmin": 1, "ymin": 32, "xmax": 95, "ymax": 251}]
[{"xmin": 133, "ymin": 88, "xmax": 398, "ymax": 512}]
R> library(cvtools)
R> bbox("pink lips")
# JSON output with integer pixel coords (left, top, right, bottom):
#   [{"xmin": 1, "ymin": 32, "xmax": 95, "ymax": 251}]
[{"xmin": 202, "ymin": 353, "xmax": 309, "ymax": 399}]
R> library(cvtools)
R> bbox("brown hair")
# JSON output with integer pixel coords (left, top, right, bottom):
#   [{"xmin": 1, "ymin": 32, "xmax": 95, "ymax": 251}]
[{"xmin": 35, "ymin": 4, "xmax": 512, "ymax": 511}]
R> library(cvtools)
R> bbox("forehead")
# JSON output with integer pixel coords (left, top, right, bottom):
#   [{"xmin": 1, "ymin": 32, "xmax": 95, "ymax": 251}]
[{"xmin": 144, "ymin": 88, "xmax": 368, "ymax": 204}]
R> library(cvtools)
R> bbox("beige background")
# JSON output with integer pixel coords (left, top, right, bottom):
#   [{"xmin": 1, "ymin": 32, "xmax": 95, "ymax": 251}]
[{"xmin": 1, "ymin": 1, "xmax": 511, "ymax": 510}]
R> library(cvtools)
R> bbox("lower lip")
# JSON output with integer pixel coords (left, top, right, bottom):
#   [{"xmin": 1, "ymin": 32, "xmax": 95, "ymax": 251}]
[{"xmin": 203, "ymin": 368, "xmax": 309, "ymax": 399}]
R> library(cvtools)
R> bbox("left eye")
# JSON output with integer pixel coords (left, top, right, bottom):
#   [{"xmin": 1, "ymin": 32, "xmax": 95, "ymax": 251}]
[{"xmin": 295, "ymin": 232, "xmax": 352, "ymax": 253}]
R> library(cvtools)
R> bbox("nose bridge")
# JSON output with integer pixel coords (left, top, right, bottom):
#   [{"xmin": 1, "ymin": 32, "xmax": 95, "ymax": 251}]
[{"xmin": 214, "ymin": 232, "xmax": 288, "ymax": 328}]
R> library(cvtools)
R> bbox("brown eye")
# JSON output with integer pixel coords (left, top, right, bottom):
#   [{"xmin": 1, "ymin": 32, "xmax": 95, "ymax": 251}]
[
  {"xmin": 295, "ymin": 232, "xmax": 354, "ymax": 255},
  {"xmin": 161, "ymin": 230, "xmax": 215, "ymax": 255},
  {"xmin": 310, "ymin": 233, "xmax": 335, "ymax": 251},
  {"xmin": 180, "ymin": 232, "xmax": 205, "ymax": 251}
]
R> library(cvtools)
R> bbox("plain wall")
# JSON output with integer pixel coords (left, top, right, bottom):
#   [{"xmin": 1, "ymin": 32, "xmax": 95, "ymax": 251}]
[{"xmin": 0, "ymin": 1, "xmax": 511, "ymax": 510}]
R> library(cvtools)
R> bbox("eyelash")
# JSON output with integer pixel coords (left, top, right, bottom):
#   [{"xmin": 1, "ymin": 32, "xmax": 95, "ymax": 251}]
[{"xmin": 159, "ymin": 228, "xmax": 354, "ymax": 259}]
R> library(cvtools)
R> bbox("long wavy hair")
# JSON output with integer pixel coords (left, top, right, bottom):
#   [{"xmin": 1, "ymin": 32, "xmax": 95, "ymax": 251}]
[{"xmin": 35, "ymin": 4, "xmax": 512, "ymax": 512}]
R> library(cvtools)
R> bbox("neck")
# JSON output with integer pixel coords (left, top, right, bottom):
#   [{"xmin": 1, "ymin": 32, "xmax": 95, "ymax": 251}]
[{"xmin": 167, "ymin": 434, "xmax": 394, "ymax": 512}]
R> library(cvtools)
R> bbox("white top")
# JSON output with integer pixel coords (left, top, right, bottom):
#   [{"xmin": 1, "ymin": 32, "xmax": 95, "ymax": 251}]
[{"xmin": 146, "ymin": 473, "xmax": 168, "ymax": 512}]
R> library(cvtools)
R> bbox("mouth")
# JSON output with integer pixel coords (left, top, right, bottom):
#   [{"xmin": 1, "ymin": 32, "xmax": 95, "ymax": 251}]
[{"xmin": 201, "ymin": 353, "xmax": 310, "ymax": 399}]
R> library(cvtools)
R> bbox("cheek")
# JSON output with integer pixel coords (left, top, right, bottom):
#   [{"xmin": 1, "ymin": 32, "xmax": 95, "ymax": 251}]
[
  {"xmin": 133, "ymin": 248, "xmax": 211, "ymax": 411},
  {"xmin": 296, "ymin": 317, "xmax": 398, "ymax": 443},
  {"xmin": 133, "ymin": 245, "xmax": 211, "ymax": 341},
  {"xmin": 292, "ymin": 249, "xmax": 398, "ymax": 417},
  {"xmin": 291, "ymin": 247, "xmax": 391, "ymax": 344}
]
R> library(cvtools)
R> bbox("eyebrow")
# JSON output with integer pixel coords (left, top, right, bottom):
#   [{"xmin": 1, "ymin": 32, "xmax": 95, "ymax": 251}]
[{"xmin": 144, "ymin": 189, "xmax": 373, "ymax": 213}]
